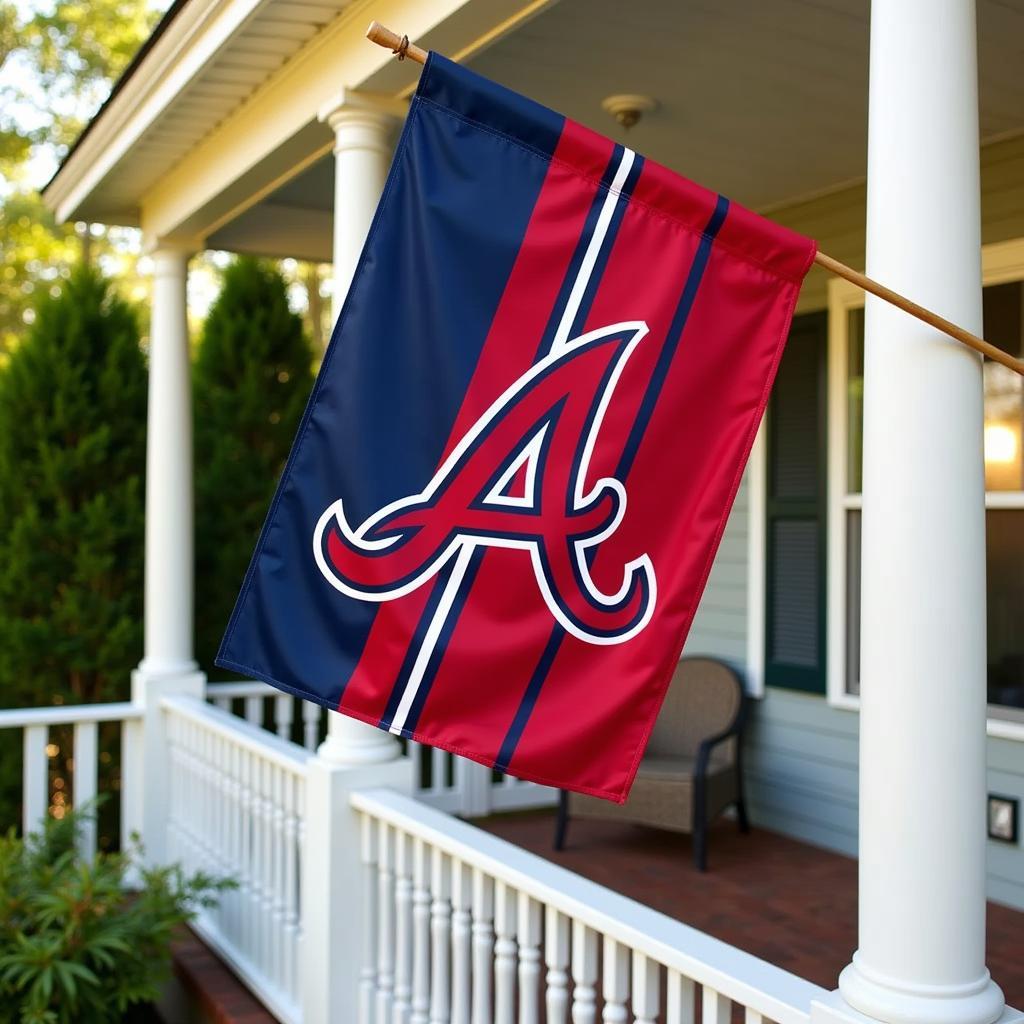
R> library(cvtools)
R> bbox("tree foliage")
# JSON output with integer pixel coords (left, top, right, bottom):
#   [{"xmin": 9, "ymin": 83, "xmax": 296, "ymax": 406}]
[
  {"xmin": 0, "ymin": 266, "xmax": 146, "ymax": 708},
  {"xmin": 0, "ymin": 0, "xmax": 161, "ymax": 355},
  {"xmin": 194, "ymin": 257, "xmax": 315, "ymax": 675}
]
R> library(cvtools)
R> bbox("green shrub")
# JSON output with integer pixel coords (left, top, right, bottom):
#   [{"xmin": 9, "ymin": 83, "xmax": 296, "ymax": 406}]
[
  {"xmin": 0, "ymin": 803, "xmax": 230, "ymax": 1024},
  {"xmin": 0, "ymin": 265, "xmax": 147, "ymax": 836},
  {"xmin": 194, "ymin": 256, "xmax": 315, "ymax": 676}
]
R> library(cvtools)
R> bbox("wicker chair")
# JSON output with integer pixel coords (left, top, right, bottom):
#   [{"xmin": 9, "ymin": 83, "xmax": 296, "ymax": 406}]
[{"xmin": 553, "ymin": 656, "xmax": 749, "ymax": 871}]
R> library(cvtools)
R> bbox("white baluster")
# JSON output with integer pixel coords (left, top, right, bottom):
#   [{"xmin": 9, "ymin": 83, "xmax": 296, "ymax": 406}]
[
  {"xmin": 226, "ymin": 740, "xmax": 242, "ymax": 946},
  {"xmin": 213, "ymin": 696, "xmax": 231, "ymax": 712},
  {"xmin": 283, "ymin": 771, "xmax": 301, "ymax": 1004},
  {"xmin": 393, "ymin": 830, "xmax": 413, "ymax": 1024},
  {"xmin": 275, "ymin": 694, "xmax": 294, "ymax": 741},
  {"xmin": 239, "ymin": 747, "xmax": 255, "ymax": 958},
  {"xmin": 73, "ymin": 720, "xmax": 98, "ymax": 859},
  {"xmin": 544, "ymin": 907, "xmax": 570, "ymax": 1024},
  {"xmin": 245, "ymin": 694, "xmax": 262, "ymax": 726},
  {"xmin": 471, "ymin": 868, "xmax": 494, "ymax": 1024},
  {"xmin": 271, "ymin": 764, "xmax": 287, "ymax": 993},
  {"xmin": 377, "ymin": 821, "xmax": 396, "ymax": 1023},
  {"xmin": 429, "ymin": 848, "xmax": 451, "ymax": 1024},
  {"xmin": 451, "ymin": 859, "xmax": 473, "ymax": 1024},
  {"xmin": 302, "ymin": 700, "xmax": 320, "ymax": 750},
  {"xmin": 702, "ymin": 987, "xmax": 730, "ymax": 1024},
  {"xmin": 494, "ymin": 882, "xmax": 517, "ymax": 1024},
  {"xmin": 745, "ymin": 1009, "xmax": 764, "ymax": 1024},
  {"xmin": 570, "ymin": 922, "xmax": 597, "ymax": 1024},
  {"xmin": 666, "ymin": 970, "xmax": 695, "ymax": 1024},
  {"xmin": 517, "ymin": 894, "xmax": 541, "ymax": 1024},
  {"xmin": 261, "ymin": 758, "xmax": 275, "ymax": 977},
  {"xmin": 165, "ymin": 716, "xmax": 179, "ymax": 862},
  {"xmin": 431, "ymin": 747, "xmax": 446, "ymax": 794},
  {"xmin": 360, "ymin": 814, "xmax": 378, "ymax": 1024},
  {"xmin": 411, "ymin": 838, "xmax": 431, "ymax": 1024},
  {"xmin": 601, "ymin": 938, "xmax": 629, "ymax": 1023},
  {"xmin": 631, "ymin": 953, "xmax": 659, "ymax": 1024}
]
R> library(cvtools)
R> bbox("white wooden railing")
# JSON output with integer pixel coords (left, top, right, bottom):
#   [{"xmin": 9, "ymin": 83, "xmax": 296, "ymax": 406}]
[
  {"xmin": 351, "ymin": 787, "xmax": 829, "ymax": 1024},
  {"xmin": 206, "ymin": 679, "xmax": 556, "ymax": 818},
  {"xmin": 163, "ymin": 693, "xmax": 308, "ymax": 1024},
  {"xmin": 0, "ymin": 701, "xmax": 143, "ymax": 858}
]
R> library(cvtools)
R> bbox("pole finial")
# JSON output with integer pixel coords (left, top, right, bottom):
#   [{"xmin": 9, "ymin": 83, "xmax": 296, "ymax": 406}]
[{"xmin": 365, "ymin": 21, "xmax": 428, "ymax": 65}]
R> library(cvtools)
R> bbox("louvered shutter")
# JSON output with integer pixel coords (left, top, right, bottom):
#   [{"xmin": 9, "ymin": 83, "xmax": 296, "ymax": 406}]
[{"xmin": 765, "ymin": 312, "xmax": 827, "ymax": 692}]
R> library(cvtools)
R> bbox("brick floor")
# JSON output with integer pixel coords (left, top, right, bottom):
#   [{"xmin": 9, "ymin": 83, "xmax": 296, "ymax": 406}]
[
  {"xmin": 475, "ymin": 808, "xmax": 1024, "ymax": 1009},
  {"xmin": 171, "ymin": 927, "xmax": 279, "ymax": 1024}
]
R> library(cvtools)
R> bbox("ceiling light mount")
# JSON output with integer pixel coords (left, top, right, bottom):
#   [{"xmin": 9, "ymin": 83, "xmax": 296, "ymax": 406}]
[{"xmin": 601, "ymin": 94, "xmax": 658, "ymax": 131}]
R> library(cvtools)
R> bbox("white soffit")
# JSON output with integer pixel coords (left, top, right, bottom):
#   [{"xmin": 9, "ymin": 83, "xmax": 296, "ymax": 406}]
[{"xmin": 45, "ymin": 0, "xmax": 355, "ymax": 226}]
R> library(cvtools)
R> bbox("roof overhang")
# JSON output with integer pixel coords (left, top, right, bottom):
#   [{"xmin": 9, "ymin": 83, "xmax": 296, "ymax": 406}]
[{"xmin": 42, "ymin": 0, "xmax": 558, "ymax": 243}]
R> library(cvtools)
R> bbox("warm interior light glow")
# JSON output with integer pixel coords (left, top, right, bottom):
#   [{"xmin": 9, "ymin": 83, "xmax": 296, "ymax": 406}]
[{"xmin": 985, "ymin": 424, "xmax": 1019, "ymax": 465}]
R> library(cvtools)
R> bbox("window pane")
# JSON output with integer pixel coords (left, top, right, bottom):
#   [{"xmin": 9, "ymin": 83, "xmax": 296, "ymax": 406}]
[
  {"xmin": 982, "ymin": 282, "xmax": 1024, "ymax": 492},
  {"xmin": 847, "ymin": 508, "xmax": 1024, "ymax": 711},
  {"xmin": 847, "ymin": 308, "xmax": 865, "ymax": 493},
  {"xmin": 846, "ymin": 282, "xmax": 1024, "ymax": 494},
  {"xmin": 987, "ymin": 509, "xmax": 1024, "ymax": 711}
]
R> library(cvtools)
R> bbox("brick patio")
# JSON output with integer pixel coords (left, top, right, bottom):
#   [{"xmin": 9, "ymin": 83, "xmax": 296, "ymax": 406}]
[{"xmin": 475, "ymin": 808, "xmax": 1024, "ymax": 1010}]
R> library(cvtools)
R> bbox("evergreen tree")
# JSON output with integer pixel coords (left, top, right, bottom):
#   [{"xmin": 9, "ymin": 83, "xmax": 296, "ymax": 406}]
[
  {"xmin": 194, "ymin": 257, "xmax": 315, "ymax": 676},
  {"xmin": 0, "ymin": 265, "xmax": 146, "ymax": 707}
]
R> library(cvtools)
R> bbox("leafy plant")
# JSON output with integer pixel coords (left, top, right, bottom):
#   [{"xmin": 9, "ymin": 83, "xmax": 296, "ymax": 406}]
[{"xmin": 0, "ymin": 802, "xmax": 231, "ymax": 1023}]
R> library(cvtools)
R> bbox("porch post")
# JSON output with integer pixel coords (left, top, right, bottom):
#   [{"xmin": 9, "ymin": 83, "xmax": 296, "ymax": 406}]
[
  {"xmin": 315, "ymin": 89, "xmax": 406, "ymax": 766},
  {"xmin": 127, "ymin": 245, "xmax": 205, "ymax": 866},
  {"xmin": 836, "ymin": 1, "xmax": 1005, "ymax": 1022}
]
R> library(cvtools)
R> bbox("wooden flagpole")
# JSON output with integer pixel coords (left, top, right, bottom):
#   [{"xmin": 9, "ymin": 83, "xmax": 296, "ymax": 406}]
[{"xmin": 365, "ymin": 21, "xmax": 1024, "ymax": 377}]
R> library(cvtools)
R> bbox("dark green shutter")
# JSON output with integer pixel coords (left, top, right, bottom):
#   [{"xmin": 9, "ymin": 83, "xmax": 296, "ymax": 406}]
[{"xmin": 764, "ymin": 312, "xmax": 828, "ymax": 693}]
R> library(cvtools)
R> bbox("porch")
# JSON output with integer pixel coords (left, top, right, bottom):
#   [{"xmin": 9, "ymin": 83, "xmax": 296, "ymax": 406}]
[{"xmin": 30, "ymin": 0, "xmax": 1024, "ymax": 1021}]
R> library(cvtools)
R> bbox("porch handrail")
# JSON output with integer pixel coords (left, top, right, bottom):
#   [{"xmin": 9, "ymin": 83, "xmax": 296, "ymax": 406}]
[
  {"xmin": 161, "ymin": 692, "xmax": 312, "ymax": 773},
  {"xmin": 0, "ymin": 701, "xmax": 141, "ymax": 729},
  {"xmin": 352, "ymin": 785, "xmax": 828, "ymax": 1024}
]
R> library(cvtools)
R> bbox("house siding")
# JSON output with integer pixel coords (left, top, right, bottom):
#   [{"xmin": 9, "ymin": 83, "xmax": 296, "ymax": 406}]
[{"xmin": 683, "ymin": 131, "xmax": 1024, "ymax": 911}]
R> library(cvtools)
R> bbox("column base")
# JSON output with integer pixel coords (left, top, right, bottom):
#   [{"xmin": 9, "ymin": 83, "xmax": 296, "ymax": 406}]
[
  {"xmin": 316, "ymin": 710, "xmax": 402, "ymax": 766},
  {"xmin": 837, "ymin": 953, "xmax": 1008, "ymax": 1024},
  {"xmin": 137, "ymin": 655, "xmax": 199, "ymax": 678}
]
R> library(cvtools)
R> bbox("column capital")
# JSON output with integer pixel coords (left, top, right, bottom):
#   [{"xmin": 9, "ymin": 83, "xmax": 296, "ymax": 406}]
[
  {"xmin": 142, "ymin": 233, "xmax": 200, "ymax": 260},
  {"xmin": 318, "ymin": 88, "xmax": 408, "ymax": 135}
]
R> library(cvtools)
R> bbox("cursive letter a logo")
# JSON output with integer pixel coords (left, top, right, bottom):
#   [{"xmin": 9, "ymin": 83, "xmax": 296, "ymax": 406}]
[{"xmin": 313, "ymin": 322, "xmax": 657, "ymax": 645}]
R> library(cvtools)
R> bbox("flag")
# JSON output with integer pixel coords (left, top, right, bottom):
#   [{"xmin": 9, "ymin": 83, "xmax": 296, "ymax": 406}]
[{"xmin": 217, "ymin": 53, "xmax": 816, "ymax": 802}]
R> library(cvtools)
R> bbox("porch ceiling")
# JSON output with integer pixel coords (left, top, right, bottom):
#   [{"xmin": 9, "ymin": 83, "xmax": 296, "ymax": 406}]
[{"xmin": 208, "ymin": 0, "xmax": 1024, "ymax": 262}]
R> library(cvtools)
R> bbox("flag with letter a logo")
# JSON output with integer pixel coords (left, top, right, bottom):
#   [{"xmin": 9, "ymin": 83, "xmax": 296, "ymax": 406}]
[{"xmin": 217, "ymin": 54, "xmax": 816, "ymax": 802}]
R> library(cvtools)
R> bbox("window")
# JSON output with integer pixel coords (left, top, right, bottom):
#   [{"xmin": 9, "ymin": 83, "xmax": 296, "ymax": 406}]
[
  {"xmin": 828, "ymin": 240, "xmax": 1024, "ymax": 732},
  {"xmin": 764, "ymin": 313, "xmax": 828, "ymax": 693}
]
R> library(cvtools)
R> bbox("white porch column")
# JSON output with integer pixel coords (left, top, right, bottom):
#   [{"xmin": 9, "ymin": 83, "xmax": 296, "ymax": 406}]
[
  {"xmin": 315, "ymin": 89, "xmax": 406, "ymax": 766},
  {"xmin": 127, "ymin": 245, "xmax": 204, "ymax": 866},
  {"xmin": 141, "ymin": 246, "xmax": 198, "ymax": 678},
  {"xmin": 836, "ymin": 2, "xmax": 1006, "ymax": 1023}
]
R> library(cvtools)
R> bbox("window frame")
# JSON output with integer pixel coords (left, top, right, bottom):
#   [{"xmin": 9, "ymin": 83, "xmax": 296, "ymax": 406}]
[{"xmin": 826, "ymin": 237, "xmax": 1024, "ymax": 739}]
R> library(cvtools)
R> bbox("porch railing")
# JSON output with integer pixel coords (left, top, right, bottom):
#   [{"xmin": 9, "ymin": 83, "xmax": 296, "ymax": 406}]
[
  {"xmin": 351, "ymin": 786, "xmax": 828, "ymax": 1024},
  {"xmin": 163, "ymin": 693, "xmax": 308, "ymax": 1024},
  {"xmin": 0, "ymin": 688, "xmax": 841, "ymax": 1024},
  {"xmin": 206, "ymin": 679, "xmax": 557, "ymax": 817},
  {"xmin": 0, "ymin": 701, "xmax": 143, "ymax": 858}
]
